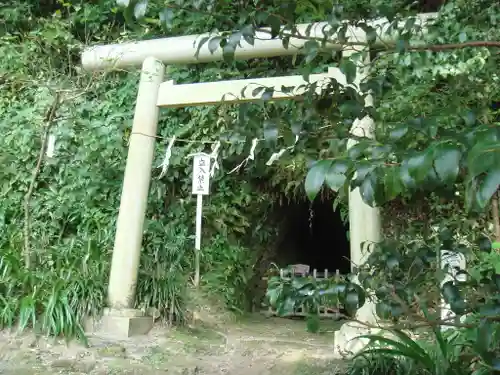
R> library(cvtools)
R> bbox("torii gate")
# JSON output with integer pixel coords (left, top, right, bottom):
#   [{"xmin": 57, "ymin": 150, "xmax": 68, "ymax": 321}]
[{"xmin": 81, "ymin": 13, "xmax": 435, "ymax": 353}]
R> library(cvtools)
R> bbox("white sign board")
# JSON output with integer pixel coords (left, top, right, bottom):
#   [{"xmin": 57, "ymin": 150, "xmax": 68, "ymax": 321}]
[
  {"xmin": 191, "ymin": 154, "xmax": 211, "ymax": 195},
  {"xmin": 441, "ymin": 251, "xmax": 466, "ymax": 280},
  {"xmin": 440, "ymin": 250, "xmax": 466, "ymax": 330}
]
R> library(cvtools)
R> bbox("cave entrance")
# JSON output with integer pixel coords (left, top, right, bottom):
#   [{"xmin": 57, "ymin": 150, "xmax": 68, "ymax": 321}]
[{"xmin": 274, "ymin": 195, "xmax": 350, "ymax": 275}]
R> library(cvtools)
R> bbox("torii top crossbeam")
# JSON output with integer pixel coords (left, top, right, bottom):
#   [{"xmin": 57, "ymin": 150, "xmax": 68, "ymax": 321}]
[{"xmin": 81, "ymin": 13, "xmax": 436, "ymax": 71}]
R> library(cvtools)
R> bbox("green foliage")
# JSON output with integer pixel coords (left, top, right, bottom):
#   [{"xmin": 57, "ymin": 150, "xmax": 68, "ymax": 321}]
[
  {"xmin": 355, "ymin": 328, "xmax": 466, "ymax": 375},
  {"xmin": 347, "ymin": 353, "xmax": 419, "ymax": 375},
  {"xmin": 201, "ymin": 235, "xmax": 257, "ymax": 313},
  {"xmin": 0, "ymin": 234, "xmax": 104, "ymax": 344},
  {"xmin": 136, "ymin": 225, "xmax": 191, "ymax": 323},
  {"xmin": 111, "ymin": 0, "xmax": 500, "ymax": 372},
  {"xmin": 2, "ymin": 3, "xmax": 500, "ymax": 375},
  {"xmin": 3, "ymin": 0, "xmax": 327, "ymax": 339},
  {"xmin": 352, "ymin": 323, "xmax": 500, "ymax": 375},
  {"xmin": 266, "ymin": 272, "xmax": 359, "ymax": 318},
  {"xmin": 306, "ymin": 313, "xmax": 320, "ymax": 333}
]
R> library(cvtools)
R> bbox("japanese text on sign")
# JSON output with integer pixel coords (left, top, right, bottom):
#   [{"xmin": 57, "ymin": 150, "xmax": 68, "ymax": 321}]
[
  {"xmin": 441, "ymin": 250, "xmax": 466, "ymax": 283},
  {"xmin": 191, "ymin": 154, "xmax": 211, "ymax": 195}
]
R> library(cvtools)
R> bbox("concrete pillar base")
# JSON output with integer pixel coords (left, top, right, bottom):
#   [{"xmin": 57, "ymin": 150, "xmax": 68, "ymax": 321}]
[
  {"xmin": 333, "ymin": 302, "xmax": 380, "ymax": 358},
  {"xmin": 99, "ymin": 308, "xmax": 154, "ymax": 338},
  {"xmin": 333, "ymin": 321, "xmax": 381, "ymax": 358}
]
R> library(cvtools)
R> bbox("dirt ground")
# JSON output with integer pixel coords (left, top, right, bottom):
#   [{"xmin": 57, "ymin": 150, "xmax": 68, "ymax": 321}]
[{"xmin": 0, "ymin": 315, "xmax": 346, "ymax": 375}]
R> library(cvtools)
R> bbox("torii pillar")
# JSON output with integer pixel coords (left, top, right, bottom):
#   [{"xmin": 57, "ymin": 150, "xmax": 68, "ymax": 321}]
[
  {"xmin": 333, "ymin": 48, "xmax": 381, "ymax": 357},
  {"xmin": 101, "ymin": 57, "xmax": 165, "ymax": 337}
]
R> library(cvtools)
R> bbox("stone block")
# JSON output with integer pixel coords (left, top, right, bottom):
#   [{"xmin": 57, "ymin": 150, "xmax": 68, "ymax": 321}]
[{"xmin": 100, "ymin": 308, "xmax": 154, "ymax": 338}]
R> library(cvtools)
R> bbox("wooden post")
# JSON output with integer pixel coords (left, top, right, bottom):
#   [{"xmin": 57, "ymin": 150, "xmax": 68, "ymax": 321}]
[{"xmin": 191, "ymin": 153, "xmax": 211, "ymax": 287}]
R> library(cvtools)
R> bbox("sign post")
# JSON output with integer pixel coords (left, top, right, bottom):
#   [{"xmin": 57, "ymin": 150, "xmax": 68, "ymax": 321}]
[
  {"xmin": 191, "ymin": 153, "xmax": 211, "ymax": 287},
  {"xmin": 440, "ymin": 250, "xmax": 466, "ymax": 331}
]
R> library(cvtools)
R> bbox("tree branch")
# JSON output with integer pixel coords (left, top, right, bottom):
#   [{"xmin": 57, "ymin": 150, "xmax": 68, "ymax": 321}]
[
  {"xmin": 492, "ymin": 190, "xmax": 500, "ymax": 243},
  {"xmin": 23, "ymin": 93, "xmax": 61, "ymax": 269},
  {"xmin": 339, "ymin": 312, "xmax": 500, "ymax": 331}
]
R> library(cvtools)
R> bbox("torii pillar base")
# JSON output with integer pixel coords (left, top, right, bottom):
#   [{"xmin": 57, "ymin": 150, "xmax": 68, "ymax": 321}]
[
  {"xmin": 333, "ymin": 303, "xmax": 380, "ymax": 358},
  {"xmin": 99, "ymin": 309, "xmax": 154, "ymax": 338}
]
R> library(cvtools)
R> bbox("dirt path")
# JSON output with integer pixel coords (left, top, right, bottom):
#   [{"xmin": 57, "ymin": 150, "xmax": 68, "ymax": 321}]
[{"xmin": 0, "ymin": 316, "xmax": 346, "ymax": 375}]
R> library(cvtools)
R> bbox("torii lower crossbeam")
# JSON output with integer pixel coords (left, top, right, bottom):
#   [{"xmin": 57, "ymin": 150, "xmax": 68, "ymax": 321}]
[{"xmin": 157, "ymin": 68, "xmax": 348, "ymax": 107}]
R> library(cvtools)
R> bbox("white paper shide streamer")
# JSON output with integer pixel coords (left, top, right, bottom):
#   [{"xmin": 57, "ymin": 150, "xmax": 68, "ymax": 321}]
[
  {"xmin": 46, "ymin": 133, "xmax": 56, "ymax": 158},
  {"xmin": 209, "ymin": 141, "xmax": 221, "ymax": 177},
  {"xmin": 266, "ymin": 135, "xmax": 299, "ymax": 166},
  {"xmin": 229, "ymin": 138, "xmax": 259, "ymax": 174},
  {"xmin": 157, "ymin": 134, "xmax": 299, "ymax": 178},
  {"xmin": 158, "ymin": 136, "xmax": 176, "ymax": 179}
]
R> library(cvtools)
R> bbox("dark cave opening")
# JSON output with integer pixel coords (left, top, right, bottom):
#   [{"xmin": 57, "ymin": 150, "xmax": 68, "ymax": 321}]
[{"xmin": 275, "ymin": 196, "xmax": 350, "ymax": 275}]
